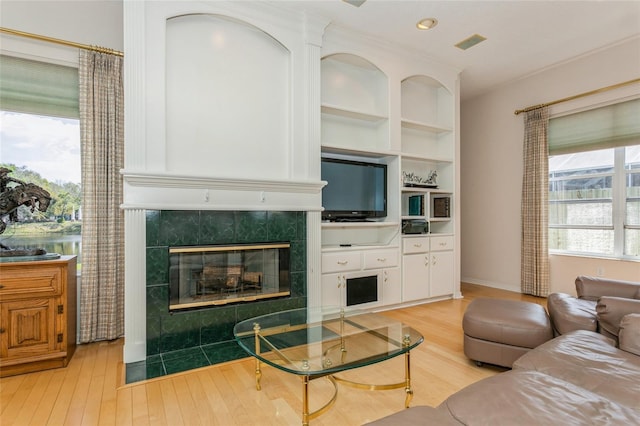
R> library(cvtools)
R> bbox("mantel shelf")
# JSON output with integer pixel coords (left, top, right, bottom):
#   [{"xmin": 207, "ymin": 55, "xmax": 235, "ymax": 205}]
[{"xmin": 122, "ymin": 171, "xmax": 326, "ymax": 193}]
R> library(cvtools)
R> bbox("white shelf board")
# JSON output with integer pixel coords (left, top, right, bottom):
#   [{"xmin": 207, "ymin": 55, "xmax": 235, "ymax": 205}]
[
  {"xmin": 322, "ymin": 104, "xmax": 388, "ymax": 122},
  {"xmin": 321, "ymin": 221, "xmax": 400, "ymax": 229},
  {"xmin": 401, "ymin": 118, "xmax": 452, "ymax": 133}
]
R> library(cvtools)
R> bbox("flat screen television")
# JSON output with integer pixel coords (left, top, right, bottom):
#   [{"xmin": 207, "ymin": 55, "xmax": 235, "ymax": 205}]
[{"xmin": 321, "ymin": 157, "xmax": 387, "ymax": 221}]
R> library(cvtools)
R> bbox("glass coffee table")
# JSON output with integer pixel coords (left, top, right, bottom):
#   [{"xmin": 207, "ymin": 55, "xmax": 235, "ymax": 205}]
[{"xmin": 233, "ymin": 307, "xmax": 424, "ymax": 425}]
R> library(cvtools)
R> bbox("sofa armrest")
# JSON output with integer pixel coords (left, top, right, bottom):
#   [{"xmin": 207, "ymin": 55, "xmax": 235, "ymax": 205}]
[
  {"xmin": 596, "ymin": 296, "xmax": 640, "ymax": 339},
  {"xmin": 575, "ymin": 275, "xmax": 640, "ymax": 301},
  {"xmin": 619, "ymin": 313, "xmax": 640, "ymax": 356}
]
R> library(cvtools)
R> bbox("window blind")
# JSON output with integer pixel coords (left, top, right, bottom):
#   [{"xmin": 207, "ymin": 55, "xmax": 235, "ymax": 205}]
[
  {"xmin": 548, "ymin": 98, "xmax": 640, "ymax": 155},
  {"xmin": 0, "ymin": 54, "xmax": 78, "ymax": 118}
]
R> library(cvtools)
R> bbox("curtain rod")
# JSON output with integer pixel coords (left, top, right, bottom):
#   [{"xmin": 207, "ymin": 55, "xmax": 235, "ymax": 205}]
[
  {"xmin": 514, "ymin": 78, "xmax": 640, "ymax": 115},
  {"xmin": 0, "ymin": 27, "xmax": 123, "ymax": 57}
]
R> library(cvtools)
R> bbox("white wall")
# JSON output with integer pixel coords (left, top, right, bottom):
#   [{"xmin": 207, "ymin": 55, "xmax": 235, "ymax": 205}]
[
  {"xmin": 461, "ymin": 37, "xmax": 640, "ymax": 295},
  {"xmin": 0, "ymin": 0, "xmax": 123, "ymax": 65}
]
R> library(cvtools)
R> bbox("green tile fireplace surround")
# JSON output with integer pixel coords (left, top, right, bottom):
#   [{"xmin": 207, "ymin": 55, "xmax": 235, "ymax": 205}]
[{"xmin": 125, "ymin": 210, "xmax": 307, "ymax": 383}]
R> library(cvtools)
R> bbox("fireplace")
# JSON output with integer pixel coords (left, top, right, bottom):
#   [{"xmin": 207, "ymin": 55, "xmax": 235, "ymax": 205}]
[{"xmin": 169, "ymin": 242, "xmax": 291, "ymax": 310}]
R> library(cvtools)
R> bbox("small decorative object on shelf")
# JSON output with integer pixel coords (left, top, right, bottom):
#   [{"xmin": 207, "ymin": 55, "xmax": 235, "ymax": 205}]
[{"xmin": 402, "ymin": 170, "xmax": 438, "ymax": 188}]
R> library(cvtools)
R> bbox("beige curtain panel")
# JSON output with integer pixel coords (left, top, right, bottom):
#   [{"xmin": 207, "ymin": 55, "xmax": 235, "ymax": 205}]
[
  {"xmin": 78, "ymin": 49, "xmax": 125, "ymax": 342},
  {"xmin": 521, "ymin": 107, "xmax": 550, "ymax": 297}
]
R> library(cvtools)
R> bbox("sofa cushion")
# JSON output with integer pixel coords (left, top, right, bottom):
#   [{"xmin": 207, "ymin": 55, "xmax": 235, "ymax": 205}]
[
  {"xmin": 575, "ymin": 275, "xmax": 640, "ymax": 301},
  {"xmin": 513, "ymin": 330, "xmax": 640, "ymax": 410},
  {"xmin": 439, "ymin": 369, "xmax": 639, "ymax": 425},
  {"xmin": 596, "ymin": 296, "xmax": 640, "ymax": 339},
  {"xmin": 547, "ymin": 292, "xmax": 597, "ymax": 335},
  {"xmin": 619, "ymin": 313, "xmax": 640, "ymax": 356}
]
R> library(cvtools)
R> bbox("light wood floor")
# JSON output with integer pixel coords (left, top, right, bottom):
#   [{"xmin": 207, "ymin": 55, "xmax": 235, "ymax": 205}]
[{"xmin": 1, "ymin": 283, "xmax": 546, "ymax": 426}]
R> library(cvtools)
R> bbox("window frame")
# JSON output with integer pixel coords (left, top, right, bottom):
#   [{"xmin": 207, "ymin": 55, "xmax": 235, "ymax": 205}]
[{"xmin": 548, "ymin": 145, "xmax": 638, "ymax": 259}]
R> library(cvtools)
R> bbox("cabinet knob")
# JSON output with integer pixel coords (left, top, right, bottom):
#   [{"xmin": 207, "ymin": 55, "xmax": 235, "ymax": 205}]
[
  {"xmin": 377, "ymin": 257, "xmax": 386, "ymax": 262},
  {"xmin": 337, "ymin": 260, "xmax": 348, "ymax": 265},
  {"xmin": 439, "ymin": 242, "xmax": 447, "ymax": 247},
  {"xmin": 413, "ymin": 243, "xmax": 422, "ymax": 248}
]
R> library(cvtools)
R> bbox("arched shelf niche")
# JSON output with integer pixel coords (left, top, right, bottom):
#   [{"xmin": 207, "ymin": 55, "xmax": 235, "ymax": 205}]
[
  {"xmin": 400, "ymin": 74, "xmax": 453, "ymax": 161},
  {"xmin": 165, "ymin": 13, "xmax": 291, "ymax": 180},
  {"xmin": 320, "ymin": 53, "xmax": 390, "ymax": 153}
]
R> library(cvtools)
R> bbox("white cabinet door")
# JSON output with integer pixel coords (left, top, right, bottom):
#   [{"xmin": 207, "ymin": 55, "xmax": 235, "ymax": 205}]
[
  {"xmin": 402, "ymin": 253, "xmax": 429, "ymax": 302},
  {"xmin": 382, "ymin": 267, "xmax": 402, "ymax": 305},
  {"xmin": 430, "ymin": 251, "xmax": 454, "ymax": 297},
  {"xmin": 321, "ymin": 273, "xmax": 344, "ymax": 308}
]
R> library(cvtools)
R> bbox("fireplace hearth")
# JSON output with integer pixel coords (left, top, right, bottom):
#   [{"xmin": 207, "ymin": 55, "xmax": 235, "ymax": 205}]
[{"xmin": 169, "ymin": 242, "xmax": 291, "ymax": 311}]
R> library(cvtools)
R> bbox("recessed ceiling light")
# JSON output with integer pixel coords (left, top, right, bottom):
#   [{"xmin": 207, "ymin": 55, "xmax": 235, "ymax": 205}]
[{"xmin": 416, "ymin": 18, "xmax": 438, "ymax": 30}]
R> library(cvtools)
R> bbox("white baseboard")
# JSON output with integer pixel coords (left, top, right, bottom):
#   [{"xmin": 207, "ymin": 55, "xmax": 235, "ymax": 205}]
[{"xmin": 461, "ymin": 276, "xmax": 521, "ymax": 293}]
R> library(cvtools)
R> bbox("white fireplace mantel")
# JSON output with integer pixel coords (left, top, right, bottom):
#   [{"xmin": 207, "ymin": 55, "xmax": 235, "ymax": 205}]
[{"xmin": 122, "ymin": 170, "xmax": 326, "ymax": 212}]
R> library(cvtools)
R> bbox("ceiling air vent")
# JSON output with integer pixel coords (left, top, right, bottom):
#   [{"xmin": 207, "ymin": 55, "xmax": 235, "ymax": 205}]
[
  {"xmin": 455, "ymin": 34, "xmax": 487, "ymax": 50},
  {"xmin": 343, "ymin": 0, "xmax": 367, "ymax": 7}
]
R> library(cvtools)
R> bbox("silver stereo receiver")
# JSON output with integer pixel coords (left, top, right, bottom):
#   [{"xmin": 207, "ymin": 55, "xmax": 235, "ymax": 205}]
[{"xmin": 402, "ymin": 219, "xmax": 428, "ymax": 234}]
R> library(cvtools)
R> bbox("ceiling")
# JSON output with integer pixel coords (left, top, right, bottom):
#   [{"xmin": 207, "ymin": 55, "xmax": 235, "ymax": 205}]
[{"xmin": 283, "ymin": 0, "xmax": 640, "ymax": 100}]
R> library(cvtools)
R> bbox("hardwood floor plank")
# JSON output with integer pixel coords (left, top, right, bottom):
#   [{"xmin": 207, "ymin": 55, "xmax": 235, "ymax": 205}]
[
  {"xmin": 114, "ymin": 385, "xmax": 132, "ymax": 426},
  {"xmin": 143, "ymin": 381, "xmax": 167, "ymax": 426},
  {"xmin": 130, "ymin": 383, "xmax": 150, "ymax": 426},
  {"xmin": 0, "ymin": 374, "xmax": 25, "ymax": 416},
  {"xmin": 12, "ymin": 369, "xmax": 55, "ymax": 425},
  {"xmin": 0, "ymin": 283, "xmax": 548, "ymax": 426},
  {"xmin": 0, "ymin": 370, "xmax": 41, "ymax": 426},
  {"xmin": 158, "ymin": 378, "xmax": 184, "ymax": 425}
]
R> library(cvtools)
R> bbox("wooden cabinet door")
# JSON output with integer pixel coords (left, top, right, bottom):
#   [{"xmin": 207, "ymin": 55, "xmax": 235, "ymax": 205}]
[{"xmin": 1, "ymin": 298, "xmax": 58, "ymax": 360}]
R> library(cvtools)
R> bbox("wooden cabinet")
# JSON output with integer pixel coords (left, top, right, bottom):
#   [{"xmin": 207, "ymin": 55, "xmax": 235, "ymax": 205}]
[{"xmin": 0, "ymin": 256, "xmax": 77, "ymax": 377}]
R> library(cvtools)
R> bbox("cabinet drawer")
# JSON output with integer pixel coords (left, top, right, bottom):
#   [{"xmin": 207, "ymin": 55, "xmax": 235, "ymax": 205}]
[
  {"xmin": 0, "ymin": 266, "xmax": 62, "ymax": 299},
  {"xmin": 363, "ymin": 249, "xmax": 399, "ymax": 269},
  {"xmin": 322, "ymin": 252, "xmax": 362, "ymax": 273},
  {"xmin": 430, "ymin": 236, "xmax": 454, "ymax": 251},
  {"xmin": 403, "ymin": 237, "xmax": 429, "ymax": 254}
]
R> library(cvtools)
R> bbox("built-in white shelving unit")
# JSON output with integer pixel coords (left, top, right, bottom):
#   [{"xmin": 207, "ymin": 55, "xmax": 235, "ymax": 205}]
[{"xmin": 319, "ymin": 45, "xmax": 459, "ymax": 310}]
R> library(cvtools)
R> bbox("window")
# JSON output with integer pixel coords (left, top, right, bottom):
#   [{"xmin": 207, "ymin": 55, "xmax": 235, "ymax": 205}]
[
  {"xmin": 0, "ymin": 55, "xmax": 82, "ymax": 265},
  {"xmin": 548, "ymin": 98, "xmax": 640, "ymax": 258}
]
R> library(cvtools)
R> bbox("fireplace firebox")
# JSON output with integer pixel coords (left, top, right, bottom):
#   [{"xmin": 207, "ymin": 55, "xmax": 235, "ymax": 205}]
[{"xmin": 169, "ymin": 243, "xmax": 291, "ymax": 311}]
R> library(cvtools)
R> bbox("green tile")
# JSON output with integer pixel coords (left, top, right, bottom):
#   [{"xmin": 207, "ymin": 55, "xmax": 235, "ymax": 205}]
[
  {"xmin": 235, "ymin": 211, "xmax": 268, "ymax": 243},
  {"xmin": 290, "ymin": 240, "xmax": 306, "ymax": 273},
  {"xmin": 200, "ymin": 211, "xmax": 235, "ymax": 244},
  {"xmin": 200, "ymin": 305, "xmax": 237, "ymax": 345},
  {"xmin": 159, "ymin": 210, "xmax": 200, "ymax": 246},
  {"xmin": 267, "ymin": 211, "xmax": 298, "ymax": 241},
  {"xmin": 146, "ymin": 247, "xmax": 168, "ymax": 285},
  {"xmin": 160, "ymin": 310, "xmax": 200, "ymax": 352},
  {"xmin": 162, "ymin": 347, "xmax": 210, "ymax": 375},
  {"xmin": 202, "ymin": 341, "xmax": 249, "ymax": 364},
  {"xmin": 146, "ymin": 210, "xmax": 161, "ymax": 246}
]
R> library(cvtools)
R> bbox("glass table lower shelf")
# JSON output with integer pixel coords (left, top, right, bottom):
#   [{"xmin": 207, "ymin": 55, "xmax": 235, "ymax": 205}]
[{"xmin": 233, "ymin": 307, "xmax": 424, "ymax": 425}]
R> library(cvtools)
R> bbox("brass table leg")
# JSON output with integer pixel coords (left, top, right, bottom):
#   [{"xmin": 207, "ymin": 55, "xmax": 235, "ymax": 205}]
[
  {"xmin": 302, "ymin": 375, "xmax": 310, "ymax": 426},
  {"xmin": 253, "ymin": 323, "xmax": 262, "ymax": 391},
  {"xmin": 404, "ymin": 349, "xmax": 413, "ymax": 407}
]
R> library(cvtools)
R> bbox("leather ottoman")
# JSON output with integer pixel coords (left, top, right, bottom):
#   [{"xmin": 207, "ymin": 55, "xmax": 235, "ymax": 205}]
[{"xmin": 463, "ymin": 298, "xmax": 553, "ymax": 368}]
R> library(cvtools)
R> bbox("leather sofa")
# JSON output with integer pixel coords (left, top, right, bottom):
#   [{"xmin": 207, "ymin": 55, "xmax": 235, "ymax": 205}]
[
  {"xmin": 547, "ymin": 276, "xmax": 640, "ymax": 338},
  {"xmin": 366, "ymin": 277, "xmax": 640, "ymax": 425}
]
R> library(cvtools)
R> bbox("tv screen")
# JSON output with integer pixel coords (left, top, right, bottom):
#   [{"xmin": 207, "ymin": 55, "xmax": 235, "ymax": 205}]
[{"xmin": 321, "ymin": 157, "xmax": 387, "ymax": 221}]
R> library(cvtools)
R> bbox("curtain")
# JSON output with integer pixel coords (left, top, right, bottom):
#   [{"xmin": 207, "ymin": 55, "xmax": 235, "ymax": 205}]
[
  {"xmin": 78, "ymin": 50, "xmax": 124, "ymax": 342},
  {"xmin": 521, "ymin": 107, "xmax": 550, "ymax": 297}
]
